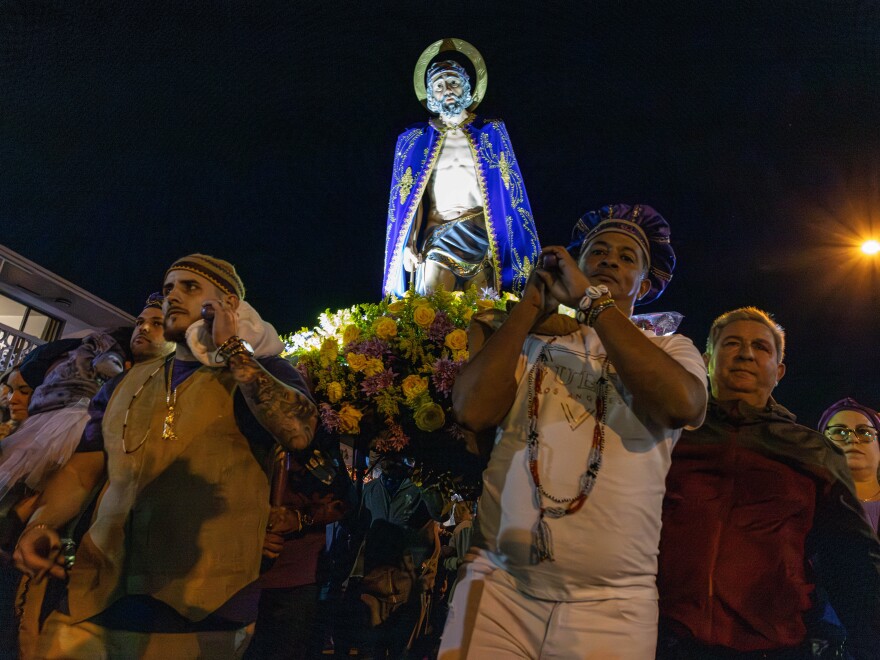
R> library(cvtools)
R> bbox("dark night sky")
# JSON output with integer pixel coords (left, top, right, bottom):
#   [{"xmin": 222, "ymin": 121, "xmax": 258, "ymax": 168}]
[{"xmin": 2, "ymin": 1, "xmax": 878, "ymax": 426}]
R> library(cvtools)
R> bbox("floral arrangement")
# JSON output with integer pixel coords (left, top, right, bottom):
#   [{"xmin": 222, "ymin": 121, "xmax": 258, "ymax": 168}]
[{"xmin": 282, "ymin": 287, "xmax": 516, "ymax": 495}]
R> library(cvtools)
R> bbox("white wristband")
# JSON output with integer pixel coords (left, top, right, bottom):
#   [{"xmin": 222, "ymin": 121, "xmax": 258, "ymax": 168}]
[{"xmin": 575, "ymin": 285, "xmax": 610, "ymax": 324}]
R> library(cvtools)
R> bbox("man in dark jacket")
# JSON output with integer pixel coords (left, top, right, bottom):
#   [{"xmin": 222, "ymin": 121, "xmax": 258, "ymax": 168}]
[{"xmin": 658, "ymin": 307, "xmax": 880, "ymax": 659}]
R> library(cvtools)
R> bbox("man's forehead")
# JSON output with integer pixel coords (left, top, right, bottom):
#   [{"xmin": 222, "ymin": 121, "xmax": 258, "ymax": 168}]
[
  {"xmin": 137, "ymin": 307, "xmax": 164, "ymax": 321},
  {"xmin": 587, "ymin": 232, "xmax": 642, "ymax": 252},
  {"xmin": 163, "ymin": 269, "xmax": 210, "ymax": 286},
  {"xmin": 720, "ymin": 320, "xmax": 775, "ymax": 342}
]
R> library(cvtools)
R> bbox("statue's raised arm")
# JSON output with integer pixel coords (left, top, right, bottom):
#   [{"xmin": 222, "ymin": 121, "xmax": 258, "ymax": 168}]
[{"xmin": 382, "ymin": 38, "xmax": 540, "ymax": 298}]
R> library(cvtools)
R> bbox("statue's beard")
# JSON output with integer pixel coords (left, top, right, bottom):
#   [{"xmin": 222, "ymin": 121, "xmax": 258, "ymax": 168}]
[{"xmin": 428, "ymin": 91, "xmax": 473, "ymax": 120}]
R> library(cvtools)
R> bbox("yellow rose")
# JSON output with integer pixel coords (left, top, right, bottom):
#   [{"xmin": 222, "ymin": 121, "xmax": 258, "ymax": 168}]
[
  {"xmin": 326, "ymin": 381, "xmax": 344, "ymax": 403},
  {"xmin": 476, "ymin": 299, "xmax": 496, "ymax": 311},
  {"xmin": 362, "ymin": 358, "xmax": 385, "ymax": 377},
  {"xmin": 338, "ymin": 404, "xmax": 363, "ymax": 435},
  {"xmin": 401, "ymin": 375, "xmax": 429, "ymax": 400},
  {"xmin": 412, "ymin": 305, "xmax": 436, "ymax": 328},
  {"xmin": 386, "ymin": 300, "xmax": 406, "ymax": 313},
  {"xmin": 444, "ymin": 328, "xmax": 468, "ymax": 351},
  {"xmin": 414, "ymin": 402, "xmax": 445, "ymax": 432},
  {"xmin": 373, "ymin": 317, "xmax": 398, "ymax": 340},
  {"xmin": 342, "ymin": 324, "xmax": 361, "ymax": 344},
  {"xmin": 319, "ymin": 338, "xmax": 339, "ymax": 366},
  {"xmin": 346, "ymin": 352, "xmax": 367, "ymax": 371}
]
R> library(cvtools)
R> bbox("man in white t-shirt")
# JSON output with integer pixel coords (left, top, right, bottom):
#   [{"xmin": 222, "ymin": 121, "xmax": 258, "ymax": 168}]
[{"xmin": 439, "ymin": 204, "xmax": 708, "ymax": 659}]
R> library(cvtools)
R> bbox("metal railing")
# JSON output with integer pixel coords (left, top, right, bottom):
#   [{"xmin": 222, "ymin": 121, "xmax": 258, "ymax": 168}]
[{"xmin": 0, "ymin": 321, "xmax": 44, "ymax": 372}]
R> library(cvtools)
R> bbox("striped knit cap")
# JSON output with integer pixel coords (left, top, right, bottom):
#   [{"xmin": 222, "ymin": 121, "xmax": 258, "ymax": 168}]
[{"xmin": 165, "ymin": 254, "xmax": 246, "ymax": 300}]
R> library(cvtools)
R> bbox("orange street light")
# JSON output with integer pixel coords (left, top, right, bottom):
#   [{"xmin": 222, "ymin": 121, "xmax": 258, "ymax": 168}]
[{"xmin": 861, "ymin": 239, "xmax": 880, "ymax": 256}]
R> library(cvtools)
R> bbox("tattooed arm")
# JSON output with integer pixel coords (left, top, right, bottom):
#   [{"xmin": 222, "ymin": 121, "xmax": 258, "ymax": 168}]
[
  {"xmin": 228, "ymin": 353, "xmax": 317, "ymax": 451},
  {"xmin": 200, "ymin": 297, "xmax": 317, "ymax": 451}
]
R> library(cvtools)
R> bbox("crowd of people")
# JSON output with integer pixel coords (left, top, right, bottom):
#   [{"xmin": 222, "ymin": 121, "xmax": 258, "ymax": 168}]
[{"xmin": 0, "ymin": 205, "xmax": 876, "ymax": 660}]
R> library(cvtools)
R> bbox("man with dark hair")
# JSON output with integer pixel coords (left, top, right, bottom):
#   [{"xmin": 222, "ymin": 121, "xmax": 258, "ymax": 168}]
[
  {"xmin": 129, "ymin": 292, "xmax": 174, "ymax": 363},
  {"xmin": 15, "ymin": 255, "xmax": 317, "ymax": 658},
  {"xmin": 13, "ymin": 294, "xmax": 173, "ymax": 658},
  {"xmin": 658, "ymin": 307, "xmax": 880, "ymax": 659},
  {"xmin": 439, "ymin": 204, "xmax": 707, "ymax": 658}
]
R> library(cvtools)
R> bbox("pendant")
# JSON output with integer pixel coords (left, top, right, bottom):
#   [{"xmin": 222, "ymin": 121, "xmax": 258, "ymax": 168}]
[{"xmin": 162, "ymin": 406, "xmax": 176, "ymax": 441}]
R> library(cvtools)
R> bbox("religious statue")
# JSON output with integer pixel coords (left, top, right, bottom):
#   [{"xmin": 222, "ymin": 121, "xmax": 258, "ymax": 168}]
[{"xmin": 382, "ymin": 38, "xmax": 540, "ymax": 297}]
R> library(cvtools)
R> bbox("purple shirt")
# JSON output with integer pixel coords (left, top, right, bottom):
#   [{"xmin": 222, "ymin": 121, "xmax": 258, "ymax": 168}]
[{"xmin": 862, "ymin": 500, "xmax": 880, "ymax": 535}]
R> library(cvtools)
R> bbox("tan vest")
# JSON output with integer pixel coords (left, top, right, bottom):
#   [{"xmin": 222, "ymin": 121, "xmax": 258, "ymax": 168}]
[{"xmin": 68, "ymin": 356, "xmax": 269, "ymax": 622}]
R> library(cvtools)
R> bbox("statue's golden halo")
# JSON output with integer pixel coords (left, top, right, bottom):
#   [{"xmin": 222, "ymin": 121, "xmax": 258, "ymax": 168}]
[{"xmin": 413, "ymin": 38, "xmax": 488, "ymax": 111}]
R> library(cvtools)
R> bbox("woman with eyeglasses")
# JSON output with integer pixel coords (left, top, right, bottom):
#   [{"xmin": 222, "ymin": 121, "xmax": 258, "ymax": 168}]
[{"xmin": 819, "ymin": 398, "xmax": 880, "ymax": 533}]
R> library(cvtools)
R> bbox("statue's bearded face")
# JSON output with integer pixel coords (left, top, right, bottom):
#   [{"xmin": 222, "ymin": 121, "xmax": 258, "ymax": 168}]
[{"xmin": 427, "ymin": 72, "xmax": 473, "ymax": 118}]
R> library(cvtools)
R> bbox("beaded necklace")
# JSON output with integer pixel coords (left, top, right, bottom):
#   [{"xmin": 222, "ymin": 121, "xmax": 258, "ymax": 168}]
[
  {"xmin": 121, "ymin": 354, "xmax": 177, "ymax": 454},
  {"xmin": 526, "ymin": 339, "xmax": 610, "ymax": 563}
]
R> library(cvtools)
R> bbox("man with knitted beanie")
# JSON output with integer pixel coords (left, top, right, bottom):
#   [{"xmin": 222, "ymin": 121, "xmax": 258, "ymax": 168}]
[{"xmin": 15, "ymin": 255, "xmax": 317, "ymax": 659}]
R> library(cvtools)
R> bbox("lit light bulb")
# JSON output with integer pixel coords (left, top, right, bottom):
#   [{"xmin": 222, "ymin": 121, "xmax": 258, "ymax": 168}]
[{"xmin": 861, "ymin": 240, "xmax": 880, "ymax": 255}]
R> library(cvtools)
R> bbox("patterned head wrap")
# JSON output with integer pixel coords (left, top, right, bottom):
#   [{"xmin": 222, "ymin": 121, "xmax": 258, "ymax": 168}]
[
  {"xmin": 165, "ymin": 254, "xmax": 245, "ymax": 300},
  {"xmin": 818, "ymin": 397, "xmax": 880, "ymax": 436},
  {"xmin": 569, "ymin": 203, "xmax": 675, "ymax": 305},
  {"xmin": 143, "ymin": 292, "xmax": 164, "ymax": 310}
]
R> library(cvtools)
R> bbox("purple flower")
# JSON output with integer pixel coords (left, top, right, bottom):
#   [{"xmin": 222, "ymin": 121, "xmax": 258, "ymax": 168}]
[
  {"xmin": 361, "ymin": 369, "xmax": 396, "ymax": 397},
  {"xmin": 428, "ymin": 311, "xmax": 455, "ymax": 342},
  {"xmin": 319, "ymin": 403, "xmax": 341, "ymax": 433},
  {"xmin": 346, "ymin": 338, "xmax": 390, "ymax": 359},
  {"xmin": 431, "ymin": 357, "xmax": 463, "ymax": 396}
]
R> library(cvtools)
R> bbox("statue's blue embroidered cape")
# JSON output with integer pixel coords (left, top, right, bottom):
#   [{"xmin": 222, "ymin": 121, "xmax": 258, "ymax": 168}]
[{"xmin": 382, "ymin": 115, "xmax": 540, "ymax": 297}]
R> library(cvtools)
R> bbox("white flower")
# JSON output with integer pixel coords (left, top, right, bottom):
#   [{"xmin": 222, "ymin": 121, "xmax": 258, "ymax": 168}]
[{"xmin": 479, "ymin": 286, "xmax": 500, "ymax": 301}]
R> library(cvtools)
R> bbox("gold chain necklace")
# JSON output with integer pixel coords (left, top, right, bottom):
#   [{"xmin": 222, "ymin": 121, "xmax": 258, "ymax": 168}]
[
  {"xmin": 121, "ymin": 354, "xmax": 177, "ymax": 454},
  {"xmin": 162, "ymin": 363, "xmax": 178, "ymax": 442},
  {"xmin": 860, "ymin": 485, "xmax": 880, "ymax": 503}
]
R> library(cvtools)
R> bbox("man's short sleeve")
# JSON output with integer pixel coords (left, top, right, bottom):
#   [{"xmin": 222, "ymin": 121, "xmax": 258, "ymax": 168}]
[{"xmin": 655, "ymin": 333, "xmax": 709, "ymax": 430}]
